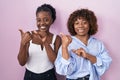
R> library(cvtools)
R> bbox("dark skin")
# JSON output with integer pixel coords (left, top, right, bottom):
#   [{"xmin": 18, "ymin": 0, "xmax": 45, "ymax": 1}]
[
  {"xmin": 17, "ymin": 30, "xmax": 31, "ymax": 66},
  {"xmin": 18, "ymin": 11, "xmax": 61, "ymax": 66},
  {"xmin": 61, "ymin": 17, "xmax": 96, "ymax": 64}
]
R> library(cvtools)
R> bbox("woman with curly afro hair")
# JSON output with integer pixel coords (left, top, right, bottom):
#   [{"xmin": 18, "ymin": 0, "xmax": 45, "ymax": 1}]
[{"xmin": 55, "ymin": 9, "xmax": 112, "ymax": 80}]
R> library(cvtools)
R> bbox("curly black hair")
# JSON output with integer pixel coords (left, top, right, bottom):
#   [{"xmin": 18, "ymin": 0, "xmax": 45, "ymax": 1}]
[
  {"xmin": 36, "ymin": 4, "xmax": 56, "ymax": 23},
  {"xmin": 67, "ymin": 9, "xmax": 98, "ymax": 36}
]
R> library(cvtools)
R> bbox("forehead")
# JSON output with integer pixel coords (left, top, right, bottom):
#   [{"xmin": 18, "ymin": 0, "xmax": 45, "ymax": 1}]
[
  {"xmin": 75, "ymin": 17, "xmax": 87, "ymax": 22},
  {"xmin": 36, "ymin": 11, "xmax": 51, "ymax": 18}
]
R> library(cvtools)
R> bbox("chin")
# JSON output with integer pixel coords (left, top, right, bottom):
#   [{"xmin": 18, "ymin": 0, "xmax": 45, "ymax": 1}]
[
  {"xmin": 40, "ymin": 29, "xmax": 47, "ymax": 32},
  {"xmin": 78, "ymin": 33, "xmax": 86, "ymax": 36}
]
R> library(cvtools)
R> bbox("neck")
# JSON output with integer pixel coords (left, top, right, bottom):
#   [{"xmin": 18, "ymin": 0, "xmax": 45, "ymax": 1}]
[
  {"xmin": 38, "ymin": 30, "xmax": 50, "ymax": 38},
  {"xmin": 75, "ymin": 35, "xmax": 89, "ymax": 45}
]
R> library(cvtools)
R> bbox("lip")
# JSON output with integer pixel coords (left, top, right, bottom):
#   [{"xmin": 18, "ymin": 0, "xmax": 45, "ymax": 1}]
[
  {"xmin": 76, "ymin": 28, "xmax": 85, "ymax": 33},
  {"xmin": 78, "ymin": 29, "xmax": 85, "ymax": 33},
  {"xmin": 39, "ymin": 26, "xmax": 47, "ymax": 31},
  {"xmin": 41, "ymin": 26, "xmax": 46, "ymax": 29}
]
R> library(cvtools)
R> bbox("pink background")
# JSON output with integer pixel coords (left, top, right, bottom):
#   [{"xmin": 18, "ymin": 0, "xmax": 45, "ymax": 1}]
[{"xmin": 0, "ymin": 0, "xmax": 120, "ymax": 80}]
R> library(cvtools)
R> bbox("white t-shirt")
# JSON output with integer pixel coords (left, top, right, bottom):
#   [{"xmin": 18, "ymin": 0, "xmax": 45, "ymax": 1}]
[{"xmin": 25, "ymin": 35, "xmax": 57, "ymax": 74}]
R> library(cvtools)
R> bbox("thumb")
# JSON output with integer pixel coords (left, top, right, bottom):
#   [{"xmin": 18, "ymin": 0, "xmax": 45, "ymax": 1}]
[
  {"xmin": 72, "ymin": 49, "xmax": 76, "ymax": 53},
  {"xmin": 32, "ymin": 30, "xmax": 38, "ymax": 34},
  {"xmin": 19, "ymin": 29, "xmax": 24, "ymax": 36},
  {"xmin": 60, "ymin": 32, "xmax": 64, "ymax": 37}
]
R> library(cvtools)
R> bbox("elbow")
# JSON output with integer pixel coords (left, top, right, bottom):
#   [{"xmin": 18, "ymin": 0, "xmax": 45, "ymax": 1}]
[
  {"xmin": 18, "ymin": 60, "xmax": 26, "ymax": 66},
  {"xmin": 50, "ymin": 56, "xmax": 57, "ymax": 64},
  {"xmin": 19, "ymin": 62, "xmax": 25, "ymax": 66},
  {"xmin": 17, "ymin": 56, "xmax": 26, "ymax": 66},
  {"xmin": 51, "ymin": 59, "xmax": 56, "ymax": 64}
]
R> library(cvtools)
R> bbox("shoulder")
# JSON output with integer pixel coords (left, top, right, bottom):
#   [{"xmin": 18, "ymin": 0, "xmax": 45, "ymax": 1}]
[
  {"xmin": 53, "ymin": 34, "xmax": 61, "ymax": 45},
  {"xmin": 55, "ymin": 35, "xmax": 61, "ymax": 42},
  {"xmin": 90, "ymin": 36, "xmax": 106, "ymax": 48},
  {"xmin": 90, "ymin": 36, "xmax": 103, "ymax": 43}
]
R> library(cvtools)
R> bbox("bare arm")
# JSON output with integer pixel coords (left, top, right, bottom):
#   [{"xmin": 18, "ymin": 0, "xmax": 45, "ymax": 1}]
[
  {"xmin": 17, "ymin": 29, "xmax": 31, "ymax": 66},
  {"xmin": 60, "ymin": 33, "xmax": 72, "ymax": 60},
  {"xmin": 73, "ymin": 48, "xmax": 97, "ymax": 64},
  {"xmin": 44, "ymin": 35, "xmax": 61, "ymax": 63},
  {"xmin": 17, "ymin": 43, "xmax": 29, "ymax": 66},
  {"xmin": 86, "ymin": 53, "xmax": 97, "ymax": 64}
]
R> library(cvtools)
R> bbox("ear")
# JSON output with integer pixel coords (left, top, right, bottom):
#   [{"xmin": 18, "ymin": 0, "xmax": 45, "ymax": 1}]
[{"xmin": 50, "ymin": 17, "xmax": 53, "ymax": 24}]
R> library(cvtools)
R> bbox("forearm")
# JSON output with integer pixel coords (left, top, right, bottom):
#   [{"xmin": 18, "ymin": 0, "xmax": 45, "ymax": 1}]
[
  {"xmin": 62, "ymin": 45, "xmax": 70, "ymax": 60},
  {"xmin": 44, "ymin": 43, "xmax": 57, "ymax": 63},
  {"xmin": 55, "ymin": 50, "xmax": 76, "ymax": 75},
  {"xmin": 17, "ymin": 43, "xmax": 29, "ymax": 66},
  {"xmin": 86, "ymin": 53, "xmax": 97, "ymax": 64}
]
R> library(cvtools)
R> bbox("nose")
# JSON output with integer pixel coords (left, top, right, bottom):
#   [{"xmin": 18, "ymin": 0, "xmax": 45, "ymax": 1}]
[
  {"xmin": 78, "ymin": 22, "xmax": 83, "ymax": 27},
  {"xmin": 40, "ymin": 20, "xmax": 45, "ymax": 26},
  {"xmin": 40, "ymin": 22, "xmax": 44, "ymax": 26}
]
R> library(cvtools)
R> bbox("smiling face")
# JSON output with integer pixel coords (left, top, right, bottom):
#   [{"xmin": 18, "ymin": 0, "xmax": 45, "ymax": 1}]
[
  {"xmin": 36, "ymin": 11, "xmax": 53, "ymax": 32},
  {"xmin": 74, "ymin": 17, "xmax": 89, "ymax": 37}
]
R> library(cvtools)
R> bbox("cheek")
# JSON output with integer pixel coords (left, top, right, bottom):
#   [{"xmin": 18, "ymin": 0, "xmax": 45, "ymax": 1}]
[
  {"xmin": 87, "ymin": 26, "xmax": 90, "ymax": 31},
  {"xmin": 74, "ymin": 24, "xmax": 78, "ymax": 29},
  {"xmin": 74, "ymin": 25, "xmax": 79, "ymax": 31},
  {"xmin": 74, "ymin": 27, "xmax": 78, "ymax": 33},
  {"xmin": 85, "ymin": 25, "xmax": 89, "ymax": 30},
  {"xmin": 46, "ymin": 22, "xmax": 52, "ymax": 27},
  {"xmin": 36, "ymin": 22, "xmax": 39, "ymax": 25}
]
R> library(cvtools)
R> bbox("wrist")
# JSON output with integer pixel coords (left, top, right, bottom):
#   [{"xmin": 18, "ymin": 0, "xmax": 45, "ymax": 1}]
[
  {"xmin": 85, "ymin": 53, "xmax": 89, "ymax": 59},
  {"xmin": 44, "ymin": 41, "xmax": 49, "ymax": 46},
  {"xmin": 62, "ymin": 44, "xmax": 68, "ymax": 48},
  {"xmin": 21, "ymin": 42, "xmax": 27, "ymax": 46}
]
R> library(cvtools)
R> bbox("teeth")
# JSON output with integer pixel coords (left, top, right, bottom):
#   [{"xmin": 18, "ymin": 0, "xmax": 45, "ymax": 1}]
[
  {"xmin": 41, "ymin": 26, "xmax": 46, "ymax": 29},
  {"xmin": 78, "ymin": 29, "xmax": 84, "ymax": 32}
]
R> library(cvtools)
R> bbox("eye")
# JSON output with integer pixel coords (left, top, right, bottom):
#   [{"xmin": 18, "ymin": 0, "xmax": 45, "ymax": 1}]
[
  {"xmin": 74, "ymin": 22, "xmax": 79, "ymax": 25},
  {"xmin": 36, "ymin": 19, "xmax": 41, "ymax": 22},
  {"xmin": 43, "ymin": 18, "xmax": 49, "ymax": 22},
  {"xmin": 82, "ymin": 21, "xmax": 88, "ymax": 25}
]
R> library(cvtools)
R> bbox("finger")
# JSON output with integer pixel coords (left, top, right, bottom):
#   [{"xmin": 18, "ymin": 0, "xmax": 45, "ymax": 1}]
[
  {"xmin": 72, "ymin": 49, "xmax": 76, "ymax": 53},
  {"xmin": 19, "ymin": 29, "xmax": 24, "ymax": 36},
  {"xmin": 72, "ymin": 49, "xmax": 80, "ymax": 56},
  {"xmin": 67, "ymin": 35, "xmax": 72, "ymax": 43},
  {"xmin": 67, "ymin": 35, "xmax": 71, "ymax": 40},
  {"xmin": 79, "ymin": 48, "xmax": 84, "ymax": 52},
  {"xmin": 32, "ymin": 30, "xmax": 38, "ymax": 34},
  {"xmin": 72, "ymin": 49, "xmax": 79, "ymax": 53},
  {"xmin": 60, "ymin": 32, "xmax": 64, "ymax": 37},
  {"xmin": 26, "ymin": 31, "xmax": 31, "ymax": 35}
]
